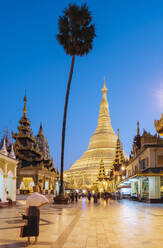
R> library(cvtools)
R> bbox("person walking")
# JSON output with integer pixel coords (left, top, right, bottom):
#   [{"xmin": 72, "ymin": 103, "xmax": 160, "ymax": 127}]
[
  {"xmin": 25, "ymin": 185, "xmax": 49, "ymax": 246},
  {"xmin": 87, "ymin": 191, "xmax": 91, "ymax": 203},
  {"xmin": 93, "ymin": 191, "xmax": 98, "ymax": 204},
  {"xmin": 75, "ymin": 191, "xmax": 78, "ymax": 203}
]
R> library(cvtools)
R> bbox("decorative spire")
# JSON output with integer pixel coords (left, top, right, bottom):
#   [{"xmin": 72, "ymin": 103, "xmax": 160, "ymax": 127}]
[
  {"xmin": 23, "ymin": 93, "xmax": 27, "ymax": 118},
  {"xmin": 0, "ymin": 138, "xmax": 8, "ymax": 156},
  {"xmin": 97, "ymin": 158, "xmax": 106, "ymax": 181},
  {"xmin": 9, "ymin": 144, "xmax": 16, "ymax": 159},
  {"xmin": 38, "ymin": 122, "xmax": 44, "ymax": 136},
  {"xmin": 112, "ymin": 130, "xmax": 124, "ymax": 171},
  {"xmin": 102, "ymin": 77, "xmax": 107, "ymax": 95},
  {"xmin": 117, "ymin": 128, "xmax": 119, "ymax": 139},
  {"xmin": 88, "ymin": 79, "xmax": 116, "ymax": 150},
  {"xmin": 137, "ymin": 121, "xmax": 140, "ymax": 136}
]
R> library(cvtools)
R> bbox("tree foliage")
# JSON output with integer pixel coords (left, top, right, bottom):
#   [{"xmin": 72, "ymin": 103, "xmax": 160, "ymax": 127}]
[{"xmin": 57, "ymin": 4, "xmax": 96, "ymax": 56}]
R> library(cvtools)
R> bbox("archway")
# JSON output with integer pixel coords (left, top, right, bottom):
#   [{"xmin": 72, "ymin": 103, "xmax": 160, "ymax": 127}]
[{"xmin": 0, "ymin": 168, "xmax": 4, "ymax": 201}]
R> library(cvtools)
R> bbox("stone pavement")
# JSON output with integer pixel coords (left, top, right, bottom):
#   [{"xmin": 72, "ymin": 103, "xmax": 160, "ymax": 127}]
[{"xmin": 0, "ymin": 198, "xmax": 163, "ymax": 248}]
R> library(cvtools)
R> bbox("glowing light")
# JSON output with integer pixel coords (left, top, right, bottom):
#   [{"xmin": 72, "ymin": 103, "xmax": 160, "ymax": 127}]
[{"xmin": 152, "ymin": 82, "xmax": 163, "ymax": 111}]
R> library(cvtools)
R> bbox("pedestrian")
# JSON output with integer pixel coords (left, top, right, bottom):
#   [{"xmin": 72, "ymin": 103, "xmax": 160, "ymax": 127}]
[
  {"xmin": 70, "ymin": 191, "xmax": 75, "ymax": 203},
  {"xmin": 75, "ymin": 191, "xmax": 78, "ymax": 202},
  {"xmin": 105, "ymin": 192, "xmax": 109, "ymax": 203},
  {"xmin": 79, "ymin": 192, "xmax": 82, "ymax": 199},
  {"xmin": 93, "ymin": 191, "xmax": 98, "ymax": 204},
  {"xmin": 87, "ymin": 191, "xmax": 91, "ymax": 203},
  {"xmin": 6, "ymin": 190, "xmax": 12, "ymax": 206},
  {"xmin": 25, "ymin": 185, "xmax": 49, "ymax": 246}
]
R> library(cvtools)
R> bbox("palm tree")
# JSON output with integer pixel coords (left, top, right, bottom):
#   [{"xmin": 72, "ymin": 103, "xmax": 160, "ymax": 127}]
[{"xmin": 56, "ymin": 3, "xmax": 95, "ymax": 202}]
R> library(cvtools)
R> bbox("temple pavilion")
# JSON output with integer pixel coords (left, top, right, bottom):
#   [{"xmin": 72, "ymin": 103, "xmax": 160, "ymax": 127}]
[
  {"xmin": 0, "ymin": 139, "xmax": 17, "ymax": 205},
  {"xmin": 12, "ymin": 95, "xmax": 58, "ymax": 193},
  {"xmin": 64, "ymin": 80, "xmax": 120, "ymax": 190}
]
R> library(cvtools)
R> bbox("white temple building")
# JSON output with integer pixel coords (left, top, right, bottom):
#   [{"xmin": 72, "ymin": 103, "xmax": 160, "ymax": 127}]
[{"xmin": 0, "ymin": 139, "xmax": 17, "ymax": 205}]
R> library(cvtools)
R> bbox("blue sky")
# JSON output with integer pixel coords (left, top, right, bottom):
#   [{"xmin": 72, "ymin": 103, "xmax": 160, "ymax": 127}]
[{"xmin": 0, "ymin": 0, "xmax": 163, "ymax": 170}]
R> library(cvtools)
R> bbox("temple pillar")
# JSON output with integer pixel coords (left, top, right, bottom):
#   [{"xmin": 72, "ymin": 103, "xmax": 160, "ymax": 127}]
[
  {"xmin": 43, "ymin": 176, "xmax": 45, "ymax": 189},
  {"xmin": 48, "ymin": 178, "xmax": 51, "ymax": 193},
  {"xmin": 149, "ymin": 176, "xmax": 161, "ymax": 200},
  {"xmin": 35, "ymin": 175, "xmax": 38, "ymax": 185},
  {"xmin": 3, "ymin": 175, "xmax": 7, "ymax": 202},
  {"xmin": 12, "ymin": 177, "xmax": 17, "ymax": 201},
  {"xmin": 138, "ymin": 177, "xmax": 143, "ymax": 199}
]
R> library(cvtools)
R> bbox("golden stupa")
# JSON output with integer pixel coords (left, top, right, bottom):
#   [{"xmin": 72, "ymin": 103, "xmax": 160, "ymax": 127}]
[{"xmin": 64, "ymin": 80, "xmax": 117, "ymax": 189}]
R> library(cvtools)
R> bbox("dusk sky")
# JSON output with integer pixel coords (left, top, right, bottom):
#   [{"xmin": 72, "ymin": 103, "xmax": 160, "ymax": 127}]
[{"xmin": 0, "ymin": 0, "xmax": 163, "ymax": 170}]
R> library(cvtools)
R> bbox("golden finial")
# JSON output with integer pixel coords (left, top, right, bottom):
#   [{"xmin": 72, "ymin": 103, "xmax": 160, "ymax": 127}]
[
  {"xmin": 102, "ymin": 77, "xmax": 107, "ymax": 95},
  {"xmin": 117, "ymin": 128, "xmax": 119, "ymax": 139},
  {"xmin": 38, "ymin": 122, "xmax": 44, "ymax": 136},
  {"xmin": 137, "ymin": 121, "xmax": 140, "ymax": 136},
  {"xmin": 23, "ymin": 92, "xmax": 27, "ymax": 117}
]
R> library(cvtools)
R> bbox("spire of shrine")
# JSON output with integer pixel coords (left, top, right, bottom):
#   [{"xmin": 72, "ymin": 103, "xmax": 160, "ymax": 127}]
[
  {"xmin": 23, "ymin": 94, "xmax": 27, "ymax": 118},
  {"xmin": 117, "ymin": 128, "xmax": 120, "ymax": 139},
  {"xmin": 97, "ymin": 158, "xmax": 106, "ymax": 181},
  {"xmin": 112, "ymin": 129, "xmax": 124, "ymax": 171},
  {"xmin": 137, "ymin": 121, "xmax": 140, "ymax": 136},
  {"xmin": 0, "ymin": 138, "xmax": 8, "ymax": 156},
  {"xmin": 38, "ymin": 123, "xmax": 44, "ymax": 137},
  {"xmin": 88, "ymin": 79, "xmax": 116, "ymax": 150},
  {"xmin": 9, "ymin": 144, "xmax": 16, "ymax": 159}
]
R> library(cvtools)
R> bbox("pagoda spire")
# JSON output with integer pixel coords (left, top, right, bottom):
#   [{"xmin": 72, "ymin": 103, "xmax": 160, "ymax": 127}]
[
  {"xmin": 117, "ymin": 128, "xmax": 120, "ymax": 140},
  {"xmin": 9, "ymin": 144, "xmax": 16, "ymax": 159},
  {"xmin": 97, "ymin": 158, "xmax": 106, "ymax": 181},
  {"xmin": 0, "ymin": 138, "xmax": 8, "ymax": 156},
  {"xmin": 102, "ymin": 77, "xmax": 107, "ymax": 95},
  {"xmin": 23, "ymin": 94, "xmax": 27, "ymax": 118},
  {"xmin": 96, "ymin": 78, "xmax": 113, "ymax": 132},
  {"xmin": 12, "ymin": 96, "xmax": 43, "ymax": 166},
  {"xmin": 112, "ymin": 129, "xmax": 124, "ymax": 171},
  {"xmin": 88, "ymin": 79, "xmax": 116, "ymax": 150},
  {"xmin": 38, "ymin": 122, "xmax": 44, "ymax": 136},
  {"xmin": 137, "ymin": 121, "xmax": 140, "ymax": 136}
]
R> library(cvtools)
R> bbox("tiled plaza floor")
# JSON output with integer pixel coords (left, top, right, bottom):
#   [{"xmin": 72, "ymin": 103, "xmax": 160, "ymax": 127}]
[{"xmin": 1, "ymin": 198, "xmax": 163, "ymax": 248}]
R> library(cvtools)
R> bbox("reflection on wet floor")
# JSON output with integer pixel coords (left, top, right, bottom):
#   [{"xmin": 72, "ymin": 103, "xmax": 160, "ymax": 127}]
[{"xmin": 1, "ymin": 199, "xmax": 163, "ymax": 247}]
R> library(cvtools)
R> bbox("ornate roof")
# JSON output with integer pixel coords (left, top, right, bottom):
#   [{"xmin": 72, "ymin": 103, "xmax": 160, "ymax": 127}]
[
  {"xmin": 97, "ymin": 158, "xmax": 106, "ymax": 181},
  {"xmin": 112, "ymin": 129, "xmax": 124, "ymax": 171},
  {"xmin": 35, "ymin": 123, "xmax": 51, "ymax": 160},
  {"xmin": 155, "ymin": 113, "xmax": 163, "ymax": 136}
]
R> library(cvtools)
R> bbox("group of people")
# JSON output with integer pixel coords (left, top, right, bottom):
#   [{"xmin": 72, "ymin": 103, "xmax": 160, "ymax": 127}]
[
  {"xmin": 87, "ymin": 191, "xmax": 100, "ymax": 203},
  {"xmin": 87, "ymin": 190, "xmax": 122, "ymax": 203},
  {"xmin": 68, "ymin": 190, "xmax": 122, "ymax": 204},
  {"xmin": 69, "ymin": 190, "xmax": 79, "ymax": 203}
]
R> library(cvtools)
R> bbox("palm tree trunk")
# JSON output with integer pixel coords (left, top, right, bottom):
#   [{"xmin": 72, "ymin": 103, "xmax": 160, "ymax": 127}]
[{"xmin": 60, "ymin": 55, "xmax": 75, "ymax": 196}]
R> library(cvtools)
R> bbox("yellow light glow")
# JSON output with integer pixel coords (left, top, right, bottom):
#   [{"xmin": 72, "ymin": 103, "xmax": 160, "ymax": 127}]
[{"xmin": 152, "ymin": 82, "xmax": 163, "ymax": 111}]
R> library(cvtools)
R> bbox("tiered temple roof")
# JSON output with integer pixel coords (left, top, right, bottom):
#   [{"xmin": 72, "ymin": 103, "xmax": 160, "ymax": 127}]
[
  {"xmin": 35, "ymin": 123, "xmax": 50, "ymax": 160},
  {"xmin": 97, "ymin": 158, "xmax": 106, "ymax": 181},
  {"xmin": 12, "ymin": 95, "xmax": 56, "ymax": 172},
  {"xmin": 112, "ymin": 129, "xmax": 124, "ymax": 172}
]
